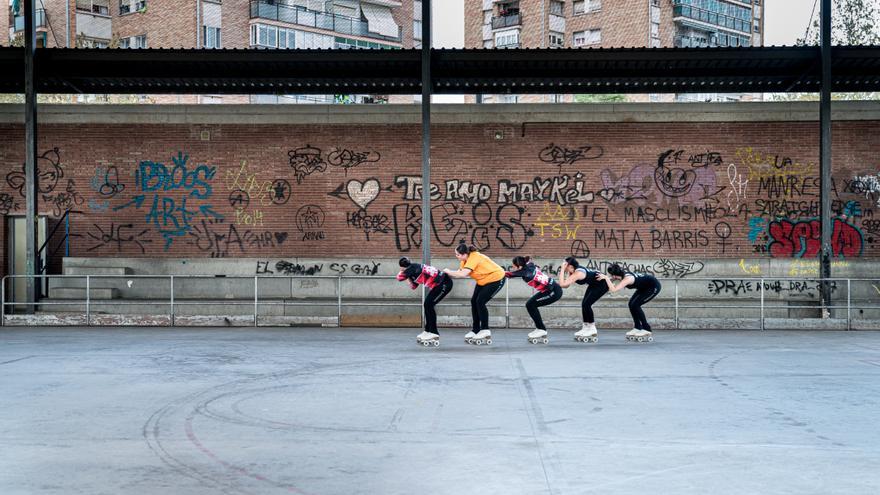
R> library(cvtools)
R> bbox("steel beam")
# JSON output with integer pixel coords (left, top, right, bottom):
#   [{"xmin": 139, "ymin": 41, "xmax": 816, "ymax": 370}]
[
  {"xmin": 420, "ymin": 0, "xmax": 432, "ymax": 264},
  {"xmin": 819, "ymin": 0, "xmax": 832, "ymax": 312},
  {"xmin": 24, "ymin": 0, "xmax": 39, "ymax": 312}
]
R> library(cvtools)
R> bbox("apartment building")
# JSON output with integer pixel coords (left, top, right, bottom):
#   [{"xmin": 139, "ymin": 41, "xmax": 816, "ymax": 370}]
[
  {"xmin": 4, "ymin": 0, "xmax": 416, "ymax": 103},
  {"xmin": 465, "ymin": 0, "xmax": 765, "ymax": 103}
]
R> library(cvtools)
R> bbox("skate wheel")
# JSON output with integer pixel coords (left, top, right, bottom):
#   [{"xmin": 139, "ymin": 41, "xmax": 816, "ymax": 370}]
[
  {"xmin": 529, "ymin": 339, "xmax": 537, "ymax": 344},
  {"xmin": 422, "ymin": 341, "xmax": 430, "ymax": 347},
  {"xmin": 542, "ymin": 338, "xmax": 549, "ymax": 344},
  {"xmin": 574, "ymin": 336, "xmax": 581, "ymax": 342},
  {"xmin": 475, "ymin": 340, "xmax": 482, "ymax": 345},
  {"xmin": 637, "ymin": 337, "xmax": 645, "ymax": 342},
  {"xmin": 590, "ymin": 337, "xmax": 598, "ymax": 343},
  {"xmin": 647, "ymin": 336, "xmax": 653, "ymax": 342},
  {"xmin": 486, "ymin": 339, "xmax": 492, "ymax": 345},
  {"xmin": 433, "ymin": 340, "xmax": 440, "ymax": 347}
]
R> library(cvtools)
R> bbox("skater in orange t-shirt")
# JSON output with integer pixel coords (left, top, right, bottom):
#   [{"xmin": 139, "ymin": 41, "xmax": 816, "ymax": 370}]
[{"xmin": 443, "ymin": 242, "xmax": 506, "ymax": 345}]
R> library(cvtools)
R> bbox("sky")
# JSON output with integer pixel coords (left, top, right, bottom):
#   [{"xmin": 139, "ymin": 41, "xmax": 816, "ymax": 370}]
[{"xmin": 431, "ymin": 0, "xmax": 819, "ymax": 48}]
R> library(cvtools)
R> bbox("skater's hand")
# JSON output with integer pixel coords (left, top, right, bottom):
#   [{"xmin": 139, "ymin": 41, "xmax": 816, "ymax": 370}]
[{"xmin": 442, "ymin": 268, "xmax": 451, "ymax": 274}]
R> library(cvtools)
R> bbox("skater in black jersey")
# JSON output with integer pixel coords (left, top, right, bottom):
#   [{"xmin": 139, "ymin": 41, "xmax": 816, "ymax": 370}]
[
  {"xmin": 505, "ymin": 256, "xmax": 562, "ymax": 344},
  {"xmin": 558, "ymin": 257, "xmax": 609, "ymax": 342},
  {"xmin": 601, "ymin": 264, "xmax": 662, "ymax": 342},
  {"xmin": 397, "ymin": 257, "xmax": 453, "ymax": 346}
]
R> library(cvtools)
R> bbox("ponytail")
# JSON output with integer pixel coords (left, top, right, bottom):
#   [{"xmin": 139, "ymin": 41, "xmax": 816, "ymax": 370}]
[
  {"xmin": 564, "ymin": 256, "xmax": 580, "ymax": 269},
  {"xmin": 607, "ymin": 263, "xmax": 625, "ymax": 277},
  {"xmin": 398, "ymin": 257, "xmax": 411, "ymax": 268},
  {"xmin": 512, "ymin": 255, "xmax": 531, "ymax": 267},
  {"xmin": 455, "ymin": 240, "xmax": 478, "ymax": 255}
]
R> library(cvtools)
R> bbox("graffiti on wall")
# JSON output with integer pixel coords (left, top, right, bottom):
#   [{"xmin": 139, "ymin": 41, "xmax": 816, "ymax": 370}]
[{"xmin": 113, "ymin": 152, "xmax": 222, "ymax": 249}]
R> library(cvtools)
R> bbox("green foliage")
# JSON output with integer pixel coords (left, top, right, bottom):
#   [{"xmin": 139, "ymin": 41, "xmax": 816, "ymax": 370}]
[{"xmin": 574, "ymin": 94, "xmax": 627, "ymax": 103}]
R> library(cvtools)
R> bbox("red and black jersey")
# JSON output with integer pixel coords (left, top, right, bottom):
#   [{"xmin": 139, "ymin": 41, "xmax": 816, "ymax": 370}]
[
  {"xmin": 397, "ymin": 263, "xmax": 446, "ymax": 290},
  {"xmin": 506, "ymin": 262, "xmax": 557, "ymax": 293}
]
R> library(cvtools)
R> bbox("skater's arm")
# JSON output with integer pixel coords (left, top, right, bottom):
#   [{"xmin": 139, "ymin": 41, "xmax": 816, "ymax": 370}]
[
  {"xmin": 397, "ymin": 267, "xmax": 420, "ymax": 289},
  {"xmin": 505, "ymin": 266, "xmax": 530, "ymax": 279},
  {"xmin": 443, "ymin": 267, "xmax": 472, "ymax": 279},
  {"xmin": 603, "ymin": 274, "xmax": 634, "ymax": 293},
  {"xmin": 558, "ymin": 269, "xmax": 584, "ymax": 288}
]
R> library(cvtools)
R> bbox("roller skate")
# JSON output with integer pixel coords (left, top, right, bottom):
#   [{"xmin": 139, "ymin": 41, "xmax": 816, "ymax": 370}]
[
  {"xmin": 472, "ymin": 330, "xmax": 492, "ymax": 346},
  {"xmin": 574, "ymin": 323, "xmax": 598, "ymax": 343},
  {"xmin": 416, "ymin": 331, "xmax": 440, "ymax": 347},
  {"xmin": 625, "ymin": 328, "xmax": 641, "ymax": 342},
  {"xmin": 634, "ymin": 329, "xmax": 653, "ymax": 343},
  {"xmin": 464, "ymin": 331, "xmax": 476, "ymax": 344},
  {"xmin": 527, "ymin": 329, "xmax": 549, "ymax": 344}
]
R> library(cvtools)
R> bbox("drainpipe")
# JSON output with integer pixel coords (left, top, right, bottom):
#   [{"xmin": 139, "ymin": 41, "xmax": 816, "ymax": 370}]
[
  {"xmin": 541, "ymin": 0, "xmax": 545, "ymax": 103},
  {"xmin": 196, "ymin": 0, "xmax": 201, "ymax": 48},
  {"xmin": 66, "ymin": 0, "xmax": 70, "ymax": 47}
]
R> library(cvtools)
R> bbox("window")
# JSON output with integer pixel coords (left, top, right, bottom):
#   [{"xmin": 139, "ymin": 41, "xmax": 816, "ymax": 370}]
[
  {"xmin": 494, "ymin": 29, "xmax": 519, "ymax": 48},
  {"xmin": 251, "ymin": 24, "xmax": 277, "ymax": 48},
  {"xmin": 77, "ymin": 1, "xmax": 110, "ymax": 15},
  {"xmin": 119, "ymin": 0, "xmax": 146, "ymax": 14},
  {"xmin": 119, "ymin": 34, "xmax": 147, "ymax": 48},
  {"xmin": 550, "ymin": 0, "xmax": 564, "ymax": 15},
  {"xmin": 80, "ymin": 37, "xmax": 110, "ymax": 48},
  {"xmin": 574, "ymin": 0, "xmax": 600, "ymax": 14},
  {"xmin": 483, "ymin": 10, "xmax": 492, "ymax": 24},
  {"xmin": 333, "ymin": 2, "xmax": 357, "ymax": 18},
  {"xmin": 483, "ymin": 39, "xmax": 494, "ymax": 48},
  {"xmin": 651, "ymin": 22, "xmax": 660, "ymax": 38},
  {"xmin": 414, "ymin": 20, "xmax": 422, "ymax": 40},
  {"xmin": 203, "ymin": 26, "xmax": 221, "ymax": 49},
  {"xmin": 573, "ymin": 29, "xmax": 600, "ymax": 46},
  {"xmin": 549, "ymin": 31, "xmax": 564, "ymax": 48},
  {"xmin": 499, "ymin": 94, "xmax": 518, "ymax": 103}
]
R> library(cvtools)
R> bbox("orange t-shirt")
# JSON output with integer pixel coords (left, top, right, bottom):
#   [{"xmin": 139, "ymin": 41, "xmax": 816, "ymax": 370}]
[{"xmin": 460, "ymin": 251, "xmax": 505, "ymax": 286}]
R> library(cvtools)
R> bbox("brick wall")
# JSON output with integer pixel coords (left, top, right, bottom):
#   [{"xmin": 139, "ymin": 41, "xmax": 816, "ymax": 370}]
[
  {"xmin": 113, "ymin": 0, "xmax": 197, "ymax": 48},
  {"xmin": 1, "ymin": 105, "xmax": 879, "ymax": 275}
]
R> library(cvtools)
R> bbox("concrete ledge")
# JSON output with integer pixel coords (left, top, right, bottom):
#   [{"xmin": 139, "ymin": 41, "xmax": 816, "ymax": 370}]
[
  {"xmin": 1, "ymin": 101, "xmax": 879, "ymax": 125},
  {"xmin": 7, "ymin": 313, "xmax": 878, "ymax": 330}
]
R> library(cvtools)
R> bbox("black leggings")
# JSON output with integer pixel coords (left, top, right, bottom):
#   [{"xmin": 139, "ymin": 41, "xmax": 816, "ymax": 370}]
[
  {"xmin": 629, "ymin": 282, "xmax": 661, "ymax": 331},
  {"xmin": 424, "ymin": 276, "xmax": 453, "ymax": 334},
  {"xmin": 526, "ymin": 284, "xmax": 563, "ymax": 330},
  {"xmin": 581, "ymin": 283, "xmax": 609, "ymax": 323},
  {"xmin": 471, "ymin": 278, "xmax": 506, "ymax": 332}
]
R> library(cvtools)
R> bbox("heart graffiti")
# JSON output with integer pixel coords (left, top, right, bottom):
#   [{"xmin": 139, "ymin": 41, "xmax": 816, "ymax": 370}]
[{"xmin": 346, "ymin": 179, "xmax": 380, "ymax": 210}]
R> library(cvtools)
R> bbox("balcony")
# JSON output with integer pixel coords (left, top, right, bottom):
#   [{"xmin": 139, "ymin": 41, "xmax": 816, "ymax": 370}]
[
  {"xmin": 673, "ymin": 4, "xmax": 751, "ymax": 34},
  {"xmin": 491, "ymin": 13, "xmax": 521, "ymax": 30},
  {"xmin": 249, "ymin": 0, "xmax": 402, "ymax": 43},
  {"xmin": 13, "ymin": 9, "xmax": 47, "ymax": 32},
  {"xmin": 76, "ymin": 1, "xmax": 112, "ymax": 40}
]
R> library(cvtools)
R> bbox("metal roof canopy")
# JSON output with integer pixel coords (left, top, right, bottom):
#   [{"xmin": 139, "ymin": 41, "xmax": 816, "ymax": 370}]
[{"xmin": 1, "ymin": 45, "xmax": 879, "ymax": 95}]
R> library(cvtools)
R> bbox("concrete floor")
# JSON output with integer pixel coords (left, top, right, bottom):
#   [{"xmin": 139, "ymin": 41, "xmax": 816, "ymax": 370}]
[{"xmin": 1, "ymin": 327, "xmax": 879, "ymax": 495}]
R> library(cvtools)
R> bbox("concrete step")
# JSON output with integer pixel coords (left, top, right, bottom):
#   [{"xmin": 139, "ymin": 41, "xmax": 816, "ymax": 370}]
[
  {"xmin": 47, "ymin": 288, "xmax": 120, "ymax": 300},
  {"xmin": 63, "ymin": 266, "xmax": 133, "ymax": 276}
]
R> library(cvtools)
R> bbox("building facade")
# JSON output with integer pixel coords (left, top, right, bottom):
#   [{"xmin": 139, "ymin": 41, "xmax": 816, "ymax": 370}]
[
  {"xmin": 465, "ymin": 0, "xmax": 765, "ymax": 103},
  {"xmin": 4, "ymin": 0, "xmax": 416, "ymax": 103}
]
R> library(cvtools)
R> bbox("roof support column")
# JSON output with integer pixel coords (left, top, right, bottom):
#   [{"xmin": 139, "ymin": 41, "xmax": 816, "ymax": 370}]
[
  {"xmin": 420, "ymin": 0, "xmax": 432, "ymax": 263},
  {"xmin": 24, "ymin": 0, "xmax": 39, "ymax": 312},
  {"xmin": 819, "ymin": 0, "xmax": 832, "ymax": 314}
]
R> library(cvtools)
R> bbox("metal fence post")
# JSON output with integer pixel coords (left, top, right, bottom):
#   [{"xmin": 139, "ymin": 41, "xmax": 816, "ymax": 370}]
[
  {"xmin": 169, "ymin": 275, "xmax": 175, "ymax": 327},
  {"xmin": 85, "ymin": 275, "xmax": 91, "ymax": 327},
  {"xmin": 254, "ymin": 276, "xmax": 259, "ymax": 327},
  {"xmin": 337, "ymin": 277, "xmax": 343, "ymax": 327},
  {"xmin": 847, "ymin": 278, "xmax": 852, "ymax": 331},
  {"xmin": 420, "ymin": 284, "xmax": 425, "ymax": 329},
  {"xmin": 674, "ymin": 279, "xmax": 679, "ymax": 330},
  {"xmin": 1, "ymin": 277, "xmax": 5, "ymax": 327},
  {"xmin": 759, "ymin": 277, "xmax": 765, "ymax": 331},
  {"xmin": 505, "ymin": 280, "xmax": 510, "ymax": 328}
]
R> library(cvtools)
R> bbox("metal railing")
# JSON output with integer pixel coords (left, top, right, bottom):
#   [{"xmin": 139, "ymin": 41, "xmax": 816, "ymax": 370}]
[
  {"xmin": 492, "ymin": 13, "xmax": 521, "ymax": 30},
  {"xmin": 13, "ymin": 9, "xmax": 47, "ymax": 32},
  {"xmin": 2, "ymin": 274, "xmax": 879, "ymax": 330},
  {"xmin": 672, "ymin": 3, "xmax": 752, "ymax": 33},
  {"xmin": 249, "ymin": 0, "xmax": 403, "ymax": 43}
]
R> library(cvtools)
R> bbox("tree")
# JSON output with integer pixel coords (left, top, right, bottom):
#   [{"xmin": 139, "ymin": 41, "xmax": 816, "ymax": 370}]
[
  {"xmin": 772, "ymin": 0, "xmax": 880, "ymax": 101},
  {"xmin": 574, "ymin": 94, "xmax": 627, "ymax": 103}
]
